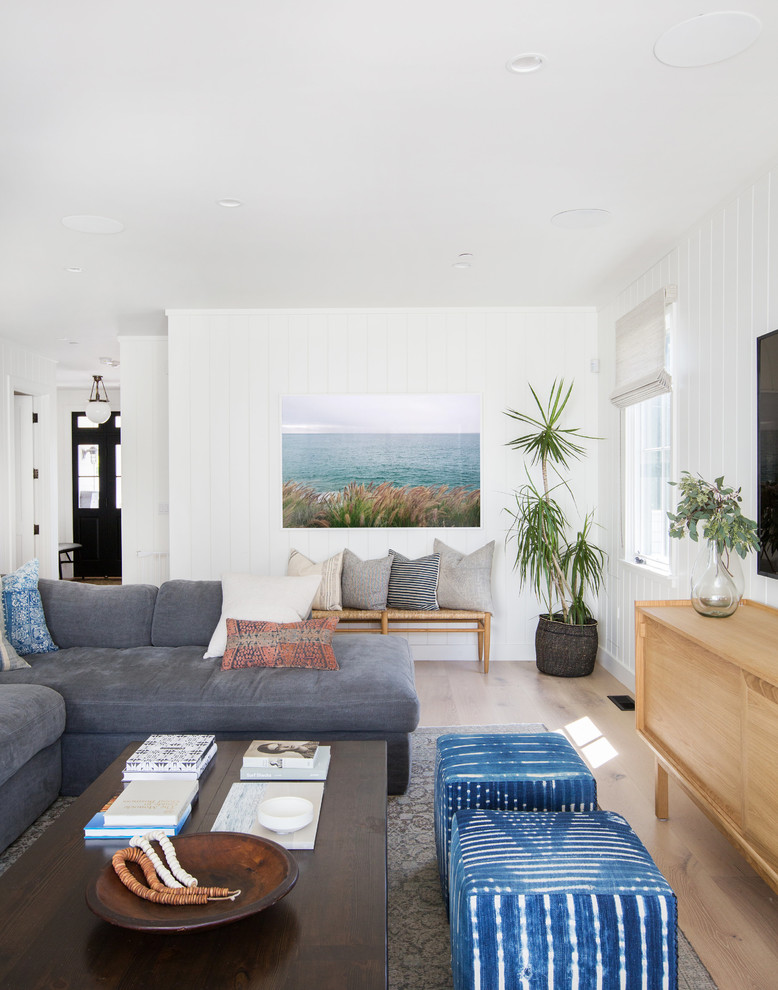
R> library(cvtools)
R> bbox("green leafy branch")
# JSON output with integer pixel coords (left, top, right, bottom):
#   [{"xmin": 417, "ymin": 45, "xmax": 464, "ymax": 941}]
[{"xmin": 667, "ymin": 471, "xmax": 760, "ymax": 559}]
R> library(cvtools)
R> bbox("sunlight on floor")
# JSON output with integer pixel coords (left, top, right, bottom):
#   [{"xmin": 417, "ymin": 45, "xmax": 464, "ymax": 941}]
[{"xmin": 563, "ymin": 715, "xmax": 619, "ymax": 769}]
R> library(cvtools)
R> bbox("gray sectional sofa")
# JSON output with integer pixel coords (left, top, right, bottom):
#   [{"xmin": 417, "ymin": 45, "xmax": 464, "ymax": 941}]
[{"xmin": 0, "ymin": 578, "xmax": 420, "ymax": 852}]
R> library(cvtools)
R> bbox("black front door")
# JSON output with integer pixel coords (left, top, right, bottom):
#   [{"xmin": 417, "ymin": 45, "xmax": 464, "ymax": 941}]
[{"xmin": 71, "ymin": 411, "xmax": 122, "ymax": 578}]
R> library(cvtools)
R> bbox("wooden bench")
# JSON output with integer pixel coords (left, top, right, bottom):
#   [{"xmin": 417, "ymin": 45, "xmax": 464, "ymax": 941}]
[{"xmin": 312, "ymin": 608, "xmax": 492, "ymax": 673}]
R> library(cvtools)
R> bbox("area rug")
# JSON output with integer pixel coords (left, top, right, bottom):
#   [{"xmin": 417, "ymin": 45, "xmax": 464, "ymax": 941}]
[
  {"xmin": 387, "ymin": 724, "xmax": 718, "ymax": 990},
  {"xmin": 1, "ymin": 726, "xmax": 717, "ymax": 990}
]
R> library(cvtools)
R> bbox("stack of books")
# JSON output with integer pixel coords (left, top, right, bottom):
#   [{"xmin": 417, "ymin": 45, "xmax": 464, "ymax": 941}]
[
  {"xmin": 240, "ymin": 739, "xmax": 331, "ymax": 780},
  {"xmin": 84, "ymin": 778, "xmax": 198, "ymax": 839},
  {"xmin": 122, "ymin": 733, "xmax": 217, "ymax": 781}
]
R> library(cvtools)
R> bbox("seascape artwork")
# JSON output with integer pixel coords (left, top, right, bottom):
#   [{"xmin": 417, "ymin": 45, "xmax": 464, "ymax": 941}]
[{"xmin": 282, "ymin": 394, "xmax": 481, "ymax": 528}]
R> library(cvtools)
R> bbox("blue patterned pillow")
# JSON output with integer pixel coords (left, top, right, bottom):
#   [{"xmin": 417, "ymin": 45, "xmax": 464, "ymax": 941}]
[
  {"xmin": 2, "ymin": 559, "xmax": 57, "ymax": 655},
  {"xmin": 0, "ymin": 592, "xmax": 30, "ymax": 670}
]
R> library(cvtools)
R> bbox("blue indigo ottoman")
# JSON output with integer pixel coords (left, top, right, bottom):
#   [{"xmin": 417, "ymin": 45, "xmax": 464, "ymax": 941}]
[
  {"xmin": 434, "ymin": 732, "xmax": 597, "ymax": 904},
  {"xmin": 449, "ymin": 809, "xmax": 677, "ymax": 990}
]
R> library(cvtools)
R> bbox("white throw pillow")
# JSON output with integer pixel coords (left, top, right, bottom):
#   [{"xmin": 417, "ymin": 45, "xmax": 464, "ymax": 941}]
[
  {"xmin": 287, "ymin": 549, "xmax": 344, "ymax": 611},
  {"xmin": 204, "ymin": 573, "xmax": 322, "ymax": 659}
]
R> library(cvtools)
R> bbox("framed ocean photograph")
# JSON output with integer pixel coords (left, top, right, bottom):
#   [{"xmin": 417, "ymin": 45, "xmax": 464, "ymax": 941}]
[{"xmin": 282, "ymin": 394, "xmax": 481, "ymax": 528}]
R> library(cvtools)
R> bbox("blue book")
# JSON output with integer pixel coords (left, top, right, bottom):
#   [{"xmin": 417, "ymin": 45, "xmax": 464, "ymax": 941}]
[{"xmin": 84, "ymin": 802, "xmax": 192, "ymax": 839}]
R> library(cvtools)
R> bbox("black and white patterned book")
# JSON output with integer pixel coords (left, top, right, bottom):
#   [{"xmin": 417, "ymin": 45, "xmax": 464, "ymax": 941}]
[{"xmin": 124, "ymin": 734, "xmax": 217, "ymax": 773}]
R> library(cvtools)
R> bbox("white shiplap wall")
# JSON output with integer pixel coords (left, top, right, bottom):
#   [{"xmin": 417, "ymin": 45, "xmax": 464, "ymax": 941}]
[
  {"xmin": 166, "ymin": 308, "xmax": 598, "ymax": 661},
  {"xmin": 119, "ymin": 336, "xmax": 170, "ymax": 587},
  {"xmin": 597, "ymin": 164, "xmax": 778, "ymax": 687},
  {"xmin": 0, "ymin": 336, "xmax": 58, "ymax": 578}
]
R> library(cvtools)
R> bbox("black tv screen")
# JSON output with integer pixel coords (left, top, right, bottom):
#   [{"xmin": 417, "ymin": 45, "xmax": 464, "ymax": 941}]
[{"xmin": 758, "ymin": 328, "xmax": 778, "ymax": 577}]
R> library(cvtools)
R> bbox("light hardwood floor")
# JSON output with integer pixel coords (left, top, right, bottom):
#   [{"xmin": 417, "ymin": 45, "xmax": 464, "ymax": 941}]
[{"xmin": 415, "ymin": 659, "xmax": 778, "ymax": 990}]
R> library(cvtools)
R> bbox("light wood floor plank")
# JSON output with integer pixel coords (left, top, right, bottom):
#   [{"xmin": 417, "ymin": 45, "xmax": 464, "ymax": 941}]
[{"xmin": 415, "ymin": 660, "xmax": 778, "ymax": 990}]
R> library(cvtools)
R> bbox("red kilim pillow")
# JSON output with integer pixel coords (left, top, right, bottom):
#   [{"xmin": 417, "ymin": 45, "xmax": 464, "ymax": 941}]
[{"xmin": 221, "ymin": 616, "xmax": 339, "ymax": 670}]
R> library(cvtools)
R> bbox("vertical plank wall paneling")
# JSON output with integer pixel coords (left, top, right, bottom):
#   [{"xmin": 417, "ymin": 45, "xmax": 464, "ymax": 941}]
[
  {"xmin": 118, "ymin": 337, "xmax": 169, "ymax": 587},
  {"xmin": 597, "ymin": 163, "xmax": 778, "ymax": 687},
  {"xmin": 0, "ymin": 336, "xmax": 57, "ymax": 577},
  {"xmin": 167, "ymin": 308, "xmax": 598, "ymax": 661}
]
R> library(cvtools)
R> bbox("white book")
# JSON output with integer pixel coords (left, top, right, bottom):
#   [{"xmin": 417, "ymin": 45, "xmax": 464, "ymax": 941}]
[
  {"xmin": 212, "ymin": 781, "xmax": 325, "ymax": 850},
  {"xmin": 240, "ymin": 747, "xmax": 331, "ymax": 781},
  {"xmin": 125, "ymin": 734, "xmax": 216, "ymax": 773},
  {"xmin": 102, "ymin": 778, "xmax": 199, "ymax": 827},
  {"xmin": 122, "ymin": 743, "xmax": 217, "ymax": 781},
  {"xmin": 243, "ymin": 740, "xmax": 320, "ymax": 768}
]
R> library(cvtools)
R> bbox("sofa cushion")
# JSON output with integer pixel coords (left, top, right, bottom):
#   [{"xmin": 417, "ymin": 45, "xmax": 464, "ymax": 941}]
[
  {"xmin": 1, "ymin": 635, "xmax": 419, "ymax": 735},
  {"xmin": 0, "ymin": 684, "xmax": 66, "ymax": 788},
  {"xmin": 222, "ymin": 617, "xmax": 340, "ymax": 670},
  {"xmin": 204, "ymin": 573, "xmax": 322, "ymax": 659},
  {"xmin": 38, "ymin": 579, "xmax": 158, "ymax": 648},
  {"xmin": 151, "ymin": 580, "xmax": 223, "ymax": 647},
  {"xmin": 0, "ymin": 594, "xmax": 29, "ymax": 671},
  {"xmin": 2, "ymin": 560, "xmax": 57, "ymax": 655}
]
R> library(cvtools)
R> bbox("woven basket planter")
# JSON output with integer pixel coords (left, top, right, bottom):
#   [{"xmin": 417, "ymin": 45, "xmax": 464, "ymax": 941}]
[{"xmin": 535, "ymin": 614, "xmax": 598, "ymax": 677}]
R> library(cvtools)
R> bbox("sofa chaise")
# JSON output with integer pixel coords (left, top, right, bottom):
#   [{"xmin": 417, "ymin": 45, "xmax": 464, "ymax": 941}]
[{"xmin": 0, "ymin": 577, "xmax": 420, "ymax": 851}]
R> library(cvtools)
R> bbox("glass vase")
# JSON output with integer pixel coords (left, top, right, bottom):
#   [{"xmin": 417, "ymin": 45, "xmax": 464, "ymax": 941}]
[{"xmin": 690, "ymin": 542, "xmax": 744, "ymax": 617}]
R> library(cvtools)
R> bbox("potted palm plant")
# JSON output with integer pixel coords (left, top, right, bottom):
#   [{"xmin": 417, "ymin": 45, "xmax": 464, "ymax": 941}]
[
  {"xmin": 505, "ymin": 380, "xmax": 606, "ymax": 676},
  {"xmin": 667, "ymin": 472, "xmax": 760, "ymax": 617}
]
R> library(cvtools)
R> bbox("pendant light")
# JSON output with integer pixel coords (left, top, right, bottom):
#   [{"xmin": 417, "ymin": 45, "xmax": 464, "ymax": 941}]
[{"xmin": 85, "ymin": 375, "xmax": 111, "ymax": 424}]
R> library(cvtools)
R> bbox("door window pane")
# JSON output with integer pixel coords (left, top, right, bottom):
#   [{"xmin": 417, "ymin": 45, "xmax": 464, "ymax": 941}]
[
  {"xmin": 115, "ymin": 444, "xmax": 122, "ymax": 509},
  {"xmin": 76, "ymin": 415, "xmax": 98, "ymax": 429},
  {"xmin": 78, "ymin": 444, "xmax": 100, "ymax": 508}
]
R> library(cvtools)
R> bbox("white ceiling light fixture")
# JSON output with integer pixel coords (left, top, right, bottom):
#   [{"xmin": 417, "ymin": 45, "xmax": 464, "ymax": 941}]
[
  {"xmin": 217, "ymin": 199, "xmax": 243, "ymax": 208},
  {"xmin": 452, "ymin": 253, "xmax": 474, "ymax": 269},
  {"xmin": 654, "ymin": 12, "xmax": 761, "ymax": 68},
  {"xmin": 85, "ymin": 374, "xmax": 112, "ymax": 424},
  {"xmin": 551, "ymin": 209, "xmax": 612, "ymax": 229},
  {"xmin": 100, "ymin": 356, "xmax": 120, "ymax": 367},
  {"xmin": 64, "ymin": 266, "xmax": 84, "ymax": 273},
  {"xmin": 506, "ymin": 53, "xmax": 546, "ymax": 74}
]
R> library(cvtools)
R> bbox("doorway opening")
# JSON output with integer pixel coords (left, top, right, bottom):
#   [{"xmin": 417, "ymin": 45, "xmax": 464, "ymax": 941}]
[{"xmin": 71, "ymin": 411, "xmax": 122, "ymax": 579}]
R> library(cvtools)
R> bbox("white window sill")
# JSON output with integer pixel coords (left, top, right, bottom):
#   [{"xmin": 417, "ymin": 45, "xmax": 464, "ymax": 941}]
[{"xmin": 620, "ymin": 558, "xmax": 675, "ymax": 582}]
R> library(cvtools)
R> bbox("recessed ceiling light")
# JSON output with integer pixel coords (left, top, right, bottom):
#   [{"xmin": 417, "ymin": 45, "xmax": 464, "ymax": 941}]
[
  {"xmin": 506, "ymin": 53, "xmax": 546, "ymax": 74},
  {"xmin": 452, "ymin": 253, "xmax": 474, "ymax": 269},
  {"xmin": 57, "ymin": 337, "xmax": 79, "ymax": 345},
  {"xmin": 654, "ymin": 12, "xmax": 761, "ymax": 67},
  {"xmin": 64, "ymin": 266, "xmax": 84, "ymax": 273},
  {"xmin": 550, "ymin": 209, "xmax": 611, "ymax": 229},
  {"xmin": 61, "ymin": 215, "xmax": 124, "ymax": 234},
  {"xmin": 100, "ymin": 356, "xmax": 120, "ymax": 367},
  {"xmin": 217, "ymin": 199, "xmax": 243, "ymax": 208}
]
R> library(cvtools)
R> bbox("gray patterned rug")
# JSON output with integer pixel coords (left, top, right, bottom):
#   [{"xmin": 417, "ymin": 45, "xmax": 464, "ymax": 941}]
[
  {"xmin": 1, "ymin": 726, "xmax": 717, "ymax": 990},
  {"xmin": 387, "ymin": 725, "xmax": 717, "ymax": 990}
]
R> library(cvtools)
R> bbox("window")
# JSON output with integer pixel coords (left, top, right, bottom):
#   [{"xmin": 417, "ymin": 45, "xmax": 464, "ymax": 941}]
[
  {"xmin": 624, "ymin": 393, "xmax": 672, "ymax": 569},
  {"xmin": 610, "ymin": 285, "xmax": 676, "ymax": 573}
]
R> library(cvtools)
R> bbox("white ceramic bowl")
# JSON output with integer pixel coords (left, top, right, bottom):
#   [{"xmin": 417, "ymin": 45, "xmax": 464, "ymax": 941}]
[{"xmin": 257, "ymin": 796, "xmax": 314, "ymax": 834}]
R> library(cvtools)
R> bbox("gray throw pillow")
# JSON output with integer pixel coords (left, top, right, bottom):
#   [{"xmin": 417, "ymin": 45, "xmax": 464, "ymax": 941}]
[
  {"xmin": 433, "ymin": 539, "xmax": 494, "ymax": 612},
  {"xmin": 387, "ymin": 551, "xmax": 440, "ymax": 611},
  {"xmin": 341, "ymin": 549, "xmax": 393, "ymax": 610}
]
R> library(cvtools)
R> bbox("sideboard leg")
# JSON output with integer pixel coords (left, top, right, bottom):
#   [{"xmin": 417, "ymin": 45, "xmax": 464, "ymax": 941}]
[{"xmin": 655, "ymin": 760, "xmax": 669, "ymax": 820}]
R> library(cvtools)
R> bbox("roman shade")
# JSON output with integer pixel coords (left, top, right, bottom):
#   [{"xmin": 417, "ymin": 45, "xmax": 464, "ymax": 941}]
[{"xmin": 610, "ymin": 285, "xmax": 677, "ymax": 407}]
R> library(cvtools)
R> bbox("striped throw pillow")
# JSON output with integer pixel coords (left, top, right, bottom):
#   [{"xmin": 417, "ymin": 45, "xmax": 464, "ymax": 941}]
[
  {"xmin": 287, "ymin": 549, "xmax": 344, "ymax": 610},
  {"xmin": 387, "ymin": 551, "xmax": 440, "ymax": 610}
]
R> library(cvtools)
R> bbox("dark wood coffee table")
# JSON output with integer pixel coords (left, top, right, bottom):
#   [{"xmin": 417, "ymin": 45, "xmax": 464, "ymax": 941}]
[{"xmin": 0, "ymin": 739, "xmax": 387, "ymax": 989}]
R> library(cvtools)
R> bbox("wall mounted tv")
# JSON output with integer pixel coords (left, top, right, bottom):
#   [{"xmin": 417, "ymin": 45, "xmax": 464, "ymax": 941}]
[{"xmin": 758, "ymin": 328, "xmax": 778, "ymax": 578}]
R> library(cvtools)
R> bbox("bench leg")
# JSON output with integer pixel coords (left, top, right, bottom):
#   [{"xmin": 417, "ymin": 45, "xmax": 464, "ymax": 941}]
[
  {"xmin": 483, "ymin": 613, "xmax": 491, "ymax": 674},
  {"xmin": 381, "ymin": 611, "xmax": 389, "ymax": 634}
]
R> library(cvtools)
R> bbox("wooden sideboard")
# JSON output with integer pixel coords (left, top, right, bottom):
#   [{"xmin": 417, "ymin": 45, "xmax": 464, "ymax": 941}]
[{"xmin": 635, "ymin": 598, "xmax": 778, "ymax": 894}]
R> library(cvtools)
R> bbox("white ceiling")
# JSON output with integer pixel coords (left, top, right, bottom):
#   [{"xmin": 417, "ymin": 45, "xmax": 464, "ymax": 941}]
[{"xmin": 2, "ymin": 1, "xmax": 777, "ymax": 384}]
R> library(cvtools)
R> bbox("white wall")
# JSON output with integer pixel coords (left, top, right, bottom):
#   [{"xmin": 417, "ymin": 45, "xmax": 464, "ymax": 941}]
[
  {"xmin": 0, "ymin": 336, "xmax": 58, "ymax": 578},
  {"xmin": 118, "ymin": 337, "xmax": 169, "ymax": 586},
  {"xmin": 165, "ymin": 308, "xmax": 599, "ymax": 660},
  {"xmin": 598, "ymin": 163, "xmax": 778, "ymax": 688}
]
